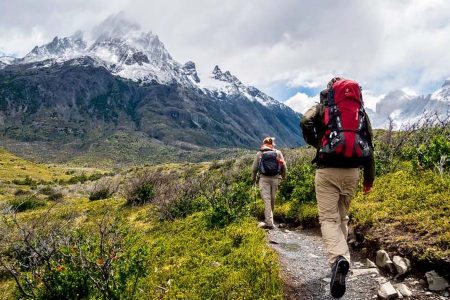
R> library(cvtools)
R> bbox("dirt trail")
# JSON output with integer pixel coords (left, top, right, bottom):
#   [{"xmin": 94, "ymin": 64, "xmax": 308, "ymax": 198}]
[{"xmin": 268, "ymin": 227, "xmax": 446, "ymax": 300}]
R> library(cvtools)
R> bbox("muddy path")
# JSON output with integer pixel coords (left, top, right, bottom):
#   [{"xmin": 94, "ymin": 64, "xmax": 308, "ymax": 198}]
[{"xmin": 267, "ymin": 227, "xmax": 447, "ymax": 300}]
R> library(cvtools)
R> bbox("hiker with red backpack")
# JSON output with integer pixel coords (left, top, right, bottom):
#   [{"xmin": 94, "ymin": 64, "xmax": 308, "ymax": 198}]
[
  {"xmin": 301, "ymin": 77, "xmax": 375, "ymax": 298},
  {"xmin": 251, "ymin": 137, "xmax": 287, "ymax": 230}
]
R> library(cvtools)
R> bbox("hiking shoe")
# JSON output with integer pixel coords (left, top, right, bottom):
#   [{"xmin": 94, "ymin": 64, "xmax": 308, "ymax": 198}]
[{"xmin": 330, "ymin": 256, "xmax": 350, "ymax": 298}]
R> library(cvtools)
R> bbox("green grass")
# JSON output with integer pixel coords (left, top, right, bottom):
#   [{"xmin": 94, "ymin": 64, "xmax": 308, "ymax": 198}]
[
  {"xmin": 142, "ymin": 214, "xmax": 282, "ymax": 299},
  {"xmin": 351, "ymin": 169, "xmax": 450, "ymax": 261},
  {"xmin": 0, "ymin": 147, "xmax": 283, "ymax": 299}
]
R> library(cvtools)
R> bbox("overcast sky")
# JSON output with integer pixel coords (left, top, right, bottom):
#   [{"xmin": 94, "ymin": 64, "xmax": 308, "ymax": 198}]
[{"xmin": 1, "ymin": 0, "xmax": 450, "ymax": 112}]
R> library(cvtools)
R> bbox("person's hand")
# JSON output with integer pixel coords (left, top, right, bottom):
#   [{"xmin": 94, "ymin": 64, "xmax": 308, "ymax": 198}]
[{"xmin": 363, "ymin": 182, "xmax": 372, "ymax": 195}]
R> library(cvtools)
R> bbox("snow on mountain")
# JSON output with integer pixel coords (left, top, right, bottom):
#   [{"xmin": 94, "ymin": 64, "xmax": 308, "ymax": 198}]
[
  {"xmin": 22, "ymin": 31, "xmax": 87, "ymax": 63},
  {"xmin": 197, "ymin": 65, "xmax": 279, "ymax": 106},
  {"xmin": 0, "ymin": 15, "xmax": 282, "ymax": 108},
  {"xmin": 0, "ymin": 56, "xmax": 16, "ymax": 69},
  {"xmin": 371, "ymin": 82, "xmax": 450, "ymax": 129}
]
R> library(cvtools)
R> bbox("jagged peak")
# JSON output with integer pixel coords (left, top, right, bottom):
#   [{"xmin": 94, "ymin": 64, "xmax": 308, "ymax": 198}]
[{"xmin": 212, "ymin": 65, "xmax": 222, "ymax": 76}]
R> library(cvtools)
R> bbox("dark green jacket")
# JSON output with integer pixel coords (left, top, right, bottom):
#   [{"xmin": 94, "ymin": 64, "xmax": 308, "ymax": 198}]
[{"xmin": 300, "ymin": 89, "xmax": 375, "ymax": 186}]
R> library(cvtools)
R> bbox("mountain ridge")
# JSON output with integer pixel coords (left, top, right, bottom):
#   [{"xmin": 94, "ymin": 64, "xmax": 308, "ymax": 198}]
[{"xmin": 0, "ymin": 16, "xmax": 303, "ymax": 165}]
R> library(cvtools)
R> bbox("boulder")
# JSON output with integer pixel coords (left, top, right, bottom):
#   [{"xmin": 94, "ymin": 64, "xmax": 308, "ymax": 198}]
[
  {"xmin": 394, "ymin": 283, "xmax": 412, "ymax": 297},
  {"xmin": 366, "ymin": 258, "xmax": 377, "ymax": 268},
  {"xmin": 378, "ymin": 282, "xmax": 399, "ymax": 300},
  {"xmin": 425, "ymin": 270, "xmax": 450, "ymax": 291},
  {"xmin": 376, "ymin": 250, "xmax": 396, "ymax": 273},
  {"xmin": 392, "ymin": 256, "xmax": 411, "ymax": 275}
]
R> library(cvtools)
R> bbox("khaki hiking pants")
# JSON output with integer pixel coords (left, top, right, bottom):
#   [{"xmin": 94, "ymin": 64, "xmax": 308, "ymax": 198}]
[
  {"xmin": 315, "ymin": 168, "xmax": 359, "ymax": 265},
  {"xmin": 259, "ymin": 175, "xmax": 280, "ymax": 227}
]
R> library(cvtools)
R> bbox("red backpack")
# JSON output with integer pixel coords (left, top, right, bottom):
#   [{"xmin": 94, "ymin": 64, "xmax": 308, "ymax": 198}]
[{"xmin": 318, "ymin": 79, "xmax": 371, "ymax": 163}]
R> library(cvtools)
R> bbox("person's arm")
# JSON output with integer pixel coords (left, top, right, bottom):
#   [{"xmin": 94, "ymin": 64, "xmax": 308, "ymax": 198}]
[
  {"xmin": 277, "ymin": 150, "xmax": 287, "ymax": 180},
  {"xmin": 363, "ymin": 111, "xmax": 375, "ymax": 193},
  {"xmin": 300, "ymin": 103, "xmax": 324, "ymax": 149},
  {"xmin": 251, "ymin": 152, "xmax": 260, "ymax": 183}
]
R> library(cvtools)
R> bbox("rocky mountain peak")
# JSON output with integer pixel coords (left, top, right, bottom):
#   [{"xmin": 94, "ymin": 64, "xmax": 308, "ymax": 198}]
[
  {"xmin": 181, "ymin": 61, "xmax": 200, "ymax": 82},
  {"xmin": 24, "ymin": 33, "xmax": 87, "ymax": 63},
  {"xmin": 212, "ymin": 65, "xmax": 222, "ymax": 77},
  {"xmin": 211, "ymin": 66, "xmax": 241, "ymax": 85}
]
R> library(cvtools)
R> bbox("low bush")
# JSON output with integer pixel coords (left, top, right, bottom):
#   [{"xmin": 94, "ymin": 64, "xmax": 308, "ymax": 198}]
[
  {"xmin": 124, "ymin": 172, "xmax": 158, "ymax": 206},
  {"xmin": 7, "ymin": 195, "xmax": 46, "ymax": 212},
  {"xmin": 202, "ymin": 180, "xmax": 252, "ymax": 228},
  {"xmin": 39, "ymin": 185, "xmax": 54, "ymax": 195},
  {"xmin": 13, "ymin": 189, "xmax": 29, "ymax": 196},
  {"xmin": 48, "ymin": 191, "xmax": 64, "ymax": 201},
  {"xmin": 12, "ymin": 176, "xmax": 36, "ymax": 186},
  {"xmin": 89, "ymin": 178, "xmax": 118, "ymax": 201},
  {"xmin": 0, "ymin": 212, "xmax": 149, "ymax": 300}
]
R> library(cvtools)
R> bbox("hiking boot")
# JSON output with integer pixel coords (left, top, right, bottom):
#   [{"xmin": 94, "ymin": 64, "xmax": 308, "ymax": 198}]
[{"xmin": 330, "ymin": 256, "xmax": 350, "ymax": 298}]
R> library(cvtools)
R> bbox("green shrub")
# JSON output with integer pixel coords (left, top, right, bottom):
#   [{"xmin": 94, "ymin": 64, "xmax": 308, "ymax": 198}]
[
  {"xmin": 126, "ymin": 182, "xmax": 155, "ymax": 205},
  {"xmin": 125, "ymin": 172, "xmax": 159, "ymax": 206},
  {"xmin": 13, "ymin": 189, "xmax": 30, "ymax": 196},
  {"xmin": 204, "ymin": 182, "xmax": 252, "ymax": 228},
  {"xmin": 8, "ymin": 195, "xmax": 46, "ymax": 212},
  {"xmin": 39, "ymin": 185, "xmax": 54, "ymax": 195},
  {"xmin": 416, "ymin": 135, "xmax": 450, "ymax": 173},
  {"xmin": 1, "ymin": 214, "xmax": 149, "ymax": 300},
  {"xmin": 89, "ymin": 179, "xmax": 118, "ymax": 201},
  {"xmin": 48, "ymin": 192, "xmax": 64, "ymax": 202},
  {"xmin": 12, "ymin": 176, "xmax": 36, "ymax": 186}
]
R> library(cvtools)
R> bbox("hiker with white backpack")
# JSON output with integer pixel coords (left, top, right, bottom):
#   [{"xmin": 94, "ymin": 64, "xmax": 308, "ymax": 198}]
[
  {"xmin": 251, "ymin": 137, "xmax": 287, "ymax": 230},
  {"xmin": 301, "ymin": 77, "xmax": 375, "ymax": 298}
]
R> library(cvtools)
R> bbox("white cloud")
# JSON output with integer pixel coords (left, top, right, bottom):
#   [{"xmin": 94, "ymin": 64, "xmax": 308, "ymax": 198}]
[
  {"xmin": 1, "ymin": 0, "xmax": 450, "ymax": 98},
  {"xmin": 363, "ymin": 90, "xmax": 385, "ymax": 111},
  {"xmin": 284, "ymin": 92, "xmax": 318, "ymax": 114}
]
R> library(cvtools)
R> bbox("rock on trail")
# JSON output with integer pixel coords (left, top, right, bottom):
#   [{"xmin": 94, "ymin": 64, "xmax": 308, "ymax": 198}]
[{"xmin": 267, "ymin": 228, "xmax": 446, "ymax": 300}]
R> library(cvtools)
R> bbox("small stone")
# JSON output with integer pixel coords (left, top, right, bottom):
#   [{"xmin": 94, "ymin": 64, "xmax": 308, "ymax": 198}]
[
  {"xmin": 376, "ymin": 277, "xmax": 389, "ymax": 284},
  {"xmin": 352, "ymin": 268, "xmax": 380, "ymax": 276},
  {"xmin": 366, "ymin": 258, "xmax": 377, "ymax": 268},
  {"xmin": 426, "ymin": 271, "xmax": 450, "ymax": 291},
  {"xmin": 278, "ymin": 223, "xmax": 287, "ymax": 228},
  {"xmin": 392, "ymin": 256, "xmax": 411, "ymax": 275},
  {"xmin": 210, "ymin": 261, "xmax": 221, "ymax": 268},
  {"xmin": 376, "ymin": 250, "xmax": 396, "ymax": 273},
  {"xmin": 425, "ymin": 291, "xmax": 433, "ymax": 295},
  {"xmin": 323, "ymin": 277, "xmax": 331, "ymax": 283},
  {"xmin": 444, "ymin": 291, "xmax": 449, "ymax": 297},
  {"xmin": 394, "ymin": 283, "xmax": 412, "ymax": 297},
  {"xmin": 257, "ymin": 221, "xmax": 266, "ymax": 228},
  {"xmin": 378, "ymin": 282, "xmax": 399, "ymax": 299}
]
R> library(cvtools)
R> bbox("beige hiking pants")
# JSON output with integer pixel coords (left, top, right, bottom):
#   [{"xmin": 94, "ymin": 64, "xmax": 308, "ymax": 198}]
[
  {"xmin": 315, "ymin": 168, "xmax": 359, "ymax": 265},
  {"xmin": 259, "ymin": 175, "xmax": 280, "ymax": 227}
]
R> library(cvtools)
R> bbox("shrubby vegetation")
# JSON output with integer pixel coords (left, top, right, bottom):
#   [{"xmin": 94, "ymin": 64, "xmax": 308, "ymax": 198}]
[
  {"xmin": 0, "ymin": 114, "xmax": 449, "ymax": 298},
  {"xmin": 0, "ymin": 155, "xmax": 282, "ymax": 299},
  {"xmin": 0, "ymin": 212, "xmax": 149, "ymax": 299}
]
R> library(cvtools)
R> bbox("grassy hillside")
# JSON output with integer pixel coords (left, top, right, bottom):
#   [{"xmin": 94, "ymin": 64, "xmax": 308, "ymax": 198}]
[{"xmin": 0, "ymin": 149, "xmax": 282, "ymax": 299}]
